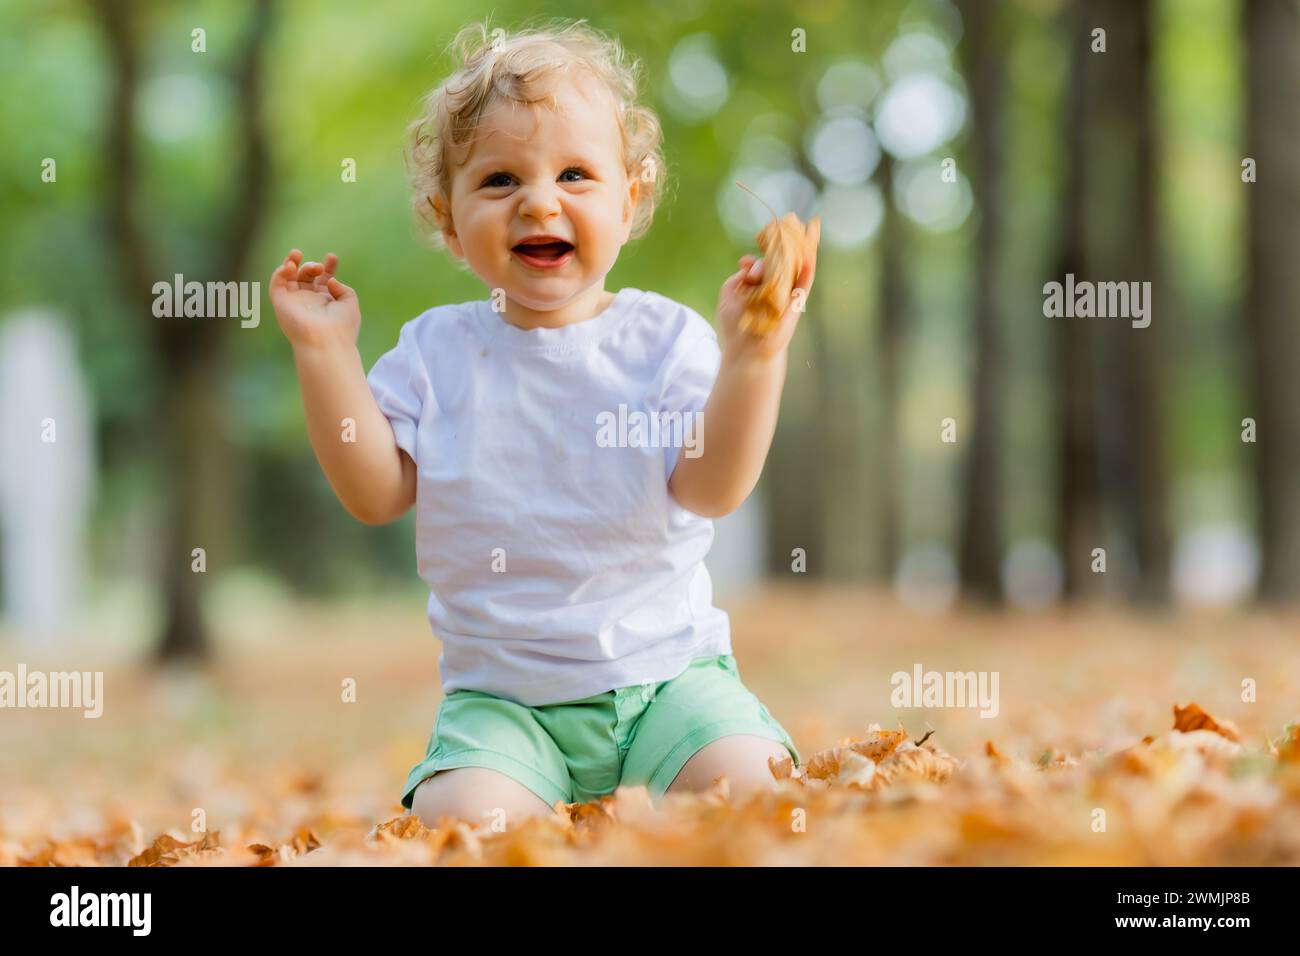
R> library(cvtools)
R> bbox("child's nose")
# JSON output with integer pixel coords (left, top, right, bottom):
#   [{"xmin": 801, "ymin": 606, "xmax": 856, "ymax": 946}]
[{"xmin": 517, "ymin": 183, "xmax": 563, "ymax": 221}]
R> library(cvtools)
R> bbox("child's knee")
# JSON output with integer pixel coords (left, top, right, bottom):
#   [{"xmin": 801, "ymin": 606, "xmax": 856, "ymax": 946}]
[
  {"xmin": 410, "ymin": 767, "xmax": 555, "ymax": 828},
  {"xmin": 668, "ymin": 734, "xmax": 788, "ymax": 797}
]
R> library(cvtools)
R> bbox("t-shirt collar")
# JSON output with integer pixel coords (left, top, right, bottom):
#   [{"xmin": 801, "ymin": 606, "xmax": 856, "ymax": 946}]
[{"xmin": 475, "ymin": 287, "xmax": 642, "ymax": 351}]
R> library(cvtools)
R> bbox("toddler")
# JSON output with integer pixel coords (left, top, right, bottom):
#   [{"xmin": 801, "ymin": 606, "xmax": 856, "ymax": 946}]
[{"xmin": 268, "ymin": 20, "xmax": 817, "ymax": 828}]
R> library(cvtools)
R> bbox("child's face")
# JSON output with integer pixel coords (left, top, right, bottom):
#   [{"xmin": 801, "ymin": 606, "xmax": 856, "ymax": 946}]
[{"xmin": 439, "ymin": 75, "xmax": 639, "ymax": 314}]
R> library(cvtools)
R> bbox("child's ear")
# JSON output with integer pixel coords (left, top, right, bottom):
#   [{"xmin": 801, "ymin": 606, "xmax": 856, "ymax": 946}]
[
  {"xmin": 430, "ymin": 193, "xmax": 464, "ymax": 258},
  {"xmin": 621, "ymin": 176, "xmax": 640, "ymax": 241}
]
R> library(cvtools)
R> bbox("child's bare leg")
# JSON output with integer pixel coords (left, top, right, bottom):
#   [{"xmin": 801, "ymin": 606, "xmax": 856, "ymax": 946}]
[
  {"xmin": 666, "ymin": 734, "xmax": 788, "ymax": 799},
  {"xmin": 410, "ymin": 767, "xmax": 556, "ymax": 829}
]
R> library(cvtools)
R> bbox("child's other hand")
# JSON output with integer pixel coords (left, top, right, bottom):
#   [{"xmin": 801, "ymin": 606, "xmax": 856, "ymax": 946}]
[
  {"xmin": 270, "ymin": 249, "xmax": 361, "ymax": 350},
  {"xmin": 715, "ymin": 239, "xmax": 818, "ymax": 364}
]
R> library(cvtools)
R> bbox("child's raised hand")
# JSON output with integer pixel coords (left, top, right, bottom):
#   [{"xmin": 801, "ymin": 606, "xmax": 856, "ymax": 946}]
[
  {"xmin": 269, "ymin": 249, "xmax": 361, "ymax": 350},
  {"xmin": 715, "ymin": 239, "xmax": 818, "ymax": 363}
]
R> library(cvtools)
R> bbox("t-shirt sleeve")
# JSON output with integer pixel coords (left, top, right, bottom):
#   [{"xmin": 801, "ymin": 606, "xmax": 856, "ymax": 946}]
[
  {"xmin": 658, "ymin": 317, "xmax": 722, "ymax": 482},
  {"xmin": 366, "ymin": 321, "xmax": 426, "ymax": 463}
]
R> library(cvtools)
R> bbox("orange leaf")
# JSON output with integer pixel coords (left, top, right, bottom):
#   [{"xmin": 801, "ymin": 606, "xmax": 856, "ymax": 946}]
[
  {"xmin": 768, "ymin": 752, "xmax": 794, "ymax": 780},
  {"xmin": 850, "ymin": 727, "xmax": 909, "ymax": 763},
  {"xmin": 128, "ymin": 831, "xmax": 220, "ymax": 867},
  {"xmin": 1173, "ymin": 702, "xmax": 1241, "ymax": 742},
  {"xmin": 734, "ymin": 185, "xmax": 821, "ymax": 338}
]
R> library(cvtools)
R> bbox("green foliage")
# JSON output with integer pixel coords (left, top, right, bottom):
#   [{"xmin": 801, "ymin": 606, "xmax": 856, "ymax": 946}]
[{"xmin": 0, "ymin": 0, "xmax": 1258, "ymax": 595}]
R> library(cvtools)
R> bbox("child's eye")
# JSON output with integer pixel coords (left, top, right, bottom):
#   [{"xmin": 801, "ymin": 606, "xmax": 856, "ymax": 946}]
[
  {"xmin": 559, "ymin": 168, "xmax": 588, "ymax": 183},
  {"xmin": 482, "ymin": 172, "xmax": 515, "ymax": 189}
]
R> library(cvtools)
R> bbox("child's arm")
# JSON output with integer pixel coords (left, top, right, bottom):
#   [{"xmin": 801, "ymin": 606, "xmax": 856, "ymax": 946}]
[
  {"xmin": 270, "ymin": 249, "xmax": 416, "ymax": 525},
  {"xmin": 667, "ymin": 249, "xmax": 817, "ymax": 518}
]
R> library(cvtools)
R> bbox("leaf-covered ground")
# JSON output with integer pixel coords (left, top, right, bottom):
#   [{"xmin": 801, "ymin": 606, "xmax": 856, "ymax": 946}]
[{"xmin": 3, "ymin": 586, "xmax": 1299, "ymax": 865}]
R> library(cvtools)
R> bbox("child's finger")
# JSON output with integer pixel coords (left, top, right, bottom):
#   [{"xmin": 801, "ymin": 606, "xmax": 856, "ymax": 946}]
[
  {"xmin": 270, "ymin": 256, "xmax": 295, "ymax": 291},
  {"xmin": 278, "ymin": 251, "xmax": 305, "ymax": 291},
  {"xmin": 323, "ymin": 253, "xmax": 339, "ymax": 277},
  {"xmin": 283, "ymin": 258, "xmax": 306, "ymax": 292},
  {"xmin": 325, "ymin": 276, "xmax": 355, "ymax": 301},
  {"xmin": 743, "ymin": 258, "xmax": 764, "ymax": 284},
  {"xmin": 787, "ymin": 218, "xmax": 820, "ymax": 296},
  {"xmin": 794, "ymin": 256, "xmax": 816, "ymax": 295},
  {"xmin": 296, "ymin": 261, "xmax": 326, "ymax": 284}
]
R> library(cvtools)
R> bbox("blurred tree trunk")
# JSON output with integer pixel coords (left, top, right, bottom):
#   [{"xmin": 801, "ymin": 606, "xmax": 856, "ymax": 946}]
[
  {"xmin": 1054, "ymin": 0, "xmax": 1105, "ymax": 599},
  {"xmin": 795, "ymin": 151, "xmax": 870, "ymax": 580},
  {"xmin": 93, "ymin": 0, "xmax": 273, "ymax": 661},
  {"xmin": 875, "ymin": 153, "xmax": 905, "ymax": 579},
  {"xmin": 1086, "ymin": 0, "xmax": 1171, "ymax": 603},
  {"xmin": 799, "ymin": 246, "xmax": 847, "ymax": 579},
  {"xmin": 1130, "ymin": 0, "xmax": 1172, "ymax": 603},
  {"xmin": 955, "ymin": 0, "xmax": 1006, "ymax": 603},
  {"xmin": 1244, "ymin": 0, "xmax": 1300, "ymax": 601},
  {"xmin": 763, "ymin": 399, "xmax": 826, "ymax": 578}
]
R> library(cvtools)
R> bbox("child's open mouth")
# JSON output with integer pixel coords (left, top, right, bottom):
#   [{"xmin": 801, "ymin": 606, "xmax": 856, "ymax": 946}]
[{"xmin": 511, "ymin": 235, "xmax": 575, "ymax": 269}]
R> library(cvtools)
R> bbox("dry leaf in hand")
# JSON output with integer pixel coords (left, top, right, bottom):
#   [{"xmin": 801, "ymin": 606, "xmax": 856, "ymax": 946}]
[{"xmin": 735, "ymin": 183, "xmax": 820, "ymax": 337}]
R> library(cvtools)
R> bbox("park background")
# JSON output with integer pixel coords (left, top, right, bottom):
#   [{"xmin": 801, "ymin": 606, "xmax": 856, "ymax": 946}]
[{"xmin": 1, "ymin": 0, "xmax": 1299, "ymax": 864}]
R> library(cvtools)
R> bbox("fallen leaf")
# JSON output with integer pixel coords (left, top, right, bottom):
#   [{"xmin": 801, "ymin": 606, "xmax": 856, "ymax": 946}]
[
  {"xmin": 1174, "ymin": 702, "xmax": 1241, "ymax": 742},
  {"xmin": 128, "ymin": 831, "xmax": 221, "ymax": 867}
]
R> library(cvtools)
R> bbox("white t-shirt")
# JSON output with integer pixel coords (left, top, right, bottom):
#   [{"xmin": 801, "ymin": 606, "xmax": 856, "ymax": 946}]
[{"xmin": 366, "ymin": 286, "xmax": 733, "ymax": 706}]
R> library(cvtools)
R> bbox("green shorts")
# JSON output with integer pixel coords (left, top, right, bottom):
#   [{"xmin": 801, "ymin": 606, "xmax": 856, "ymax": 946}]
[{"xmin": 400, "ymin": 653, "xmax": 800, "ymax": 810}]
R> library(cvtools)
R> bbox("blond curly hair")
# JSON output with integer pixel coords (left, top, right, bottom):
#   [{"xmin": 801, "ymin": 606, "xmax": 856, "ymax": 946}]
[{"xmin": 406, "ymin": 19, "xmax": 666, "ymax": 251}]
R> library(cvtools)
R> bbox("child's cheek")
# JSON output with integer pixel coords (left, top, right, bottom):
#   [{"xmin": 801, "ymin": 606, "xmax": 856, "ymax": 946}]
[{"xmin": 578, "ymin": 200, "xmax": 620, "ymax": 254}]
